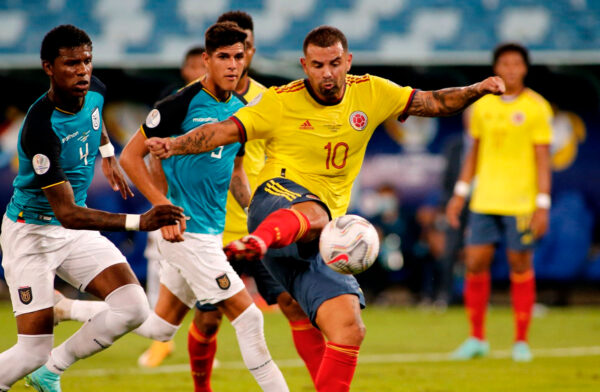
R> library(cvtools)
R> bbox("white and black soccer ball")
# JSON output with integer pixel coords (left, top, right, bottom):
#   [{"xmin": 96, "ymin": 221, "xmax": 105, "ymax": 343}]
[{"xmin": 319, "ymin": 215, "xmax": 380, "ymax": 275}]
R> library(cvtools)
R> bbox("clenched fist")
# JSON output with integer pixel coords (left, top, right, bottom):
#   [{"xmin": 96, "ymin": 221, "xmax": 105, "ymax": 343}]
[
  {"xmin": 476, "ymin": 76, "xmax": 506, "ymax": 96},
  {"xmin": 140, "ymin": 204, "xmax": 185, "ymax": 231}
]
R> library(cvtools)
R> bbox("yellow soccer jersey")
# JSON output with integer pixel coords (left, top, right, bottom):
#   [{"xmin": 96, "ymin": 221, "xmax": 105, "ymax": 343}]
[
  {"xmin": 232, "ymin": 74, "xmax": 415, "ymax": 218},
  {"xmin": 223, "ymin": 78, "xmax": 267, "ymax": 244},
  {"xmin": 469, "ymin": 88, "xmax": 553, "ymax": 215}
]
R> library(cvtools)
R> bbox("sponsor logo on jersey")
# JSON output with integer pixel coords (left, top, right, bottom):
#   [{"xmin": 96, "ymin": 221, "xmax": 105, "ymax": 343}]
[
  {"xmin": 246, "ymin": 93, "xmax": 263, "ymax": 107},
  {"xmin": 32, "ymin": 154, "xmax": 50, "ymax": 175},
  {"xmin": 192, "ymin": 117, "xmax": 218, "ymax": 123},
  {"xmin": 18, "ymin": 286, "xmax": 32, "ymax": 305},
  {"xmin": 349, "ymin": 111, "xmax": 368, "ymax": 131},
  {"xmin": 299, "ymin": 120, "xmax": 314, "ymax": 130},
  {"xmin": 61, "ymin": 131, "xmax": 79, "ymax": 143},
  {"xmin": 215, "ymin": 274, "xmax": 231, "ymax": 290},
  {"xmin": 512, "ymin": 111, "xmax": 525, "ymax": 125},
  {"xmin": 145, "ymin": 109, "xmax": 161, "ymax": 128},
  {"xmin": 91, "ymin": 107, "xmax": 100, "ymax": 130}
]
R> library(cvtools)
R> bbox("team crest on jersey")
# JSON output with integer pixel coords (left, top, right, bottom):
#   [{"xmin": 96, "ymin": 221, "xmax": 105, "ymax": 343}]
[
  {"xmin": 146, "ymin": 109, "xmax": 161, "ymax": 128},
  {"xmin": 18, "ymin": 286, "xmax": 32, "ymax": 305},
  {"xmin": 91, "ymin": 107, "xmax": 100, "ymax": 130},
  {"xmin": 215, "ymin": 274, "xmax": 231, "ymax": 290},
  {"xmin": 32, "ymin": 154, "xmax": 50, "ymax": 175},
  {"xmin": 349, "ymin": 111, "xmax": 368, "ymax": 131},
  {"xmin": 246, "ymin": 93, "xmax": 263, "ymax": 107},
  {"xmin": 512, "ymin": 111, "xmax": 526, "ymax": 125}
]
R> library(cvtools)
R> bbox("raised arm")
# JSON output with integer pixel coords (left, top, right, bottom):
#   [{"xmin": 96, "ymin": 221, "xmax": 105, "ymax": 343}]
[
  {"xmin": 406, "ymin": 77, "xmax": 505, "ymax": 117},
  {"xmin": 43, "ymin": 181, "xmax": 183, "ymax": 231},
  {"xmin": 145, "ymin": 119, "xmax": 240, "ymax": 159}
]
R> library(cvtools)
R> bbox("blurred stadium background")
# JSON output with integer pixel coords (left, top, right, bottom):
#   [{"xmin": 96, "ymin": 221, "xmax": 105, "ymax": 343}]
[{"xmin": 1, "ymin": 0, "xmax": 600, "ymax": 308}]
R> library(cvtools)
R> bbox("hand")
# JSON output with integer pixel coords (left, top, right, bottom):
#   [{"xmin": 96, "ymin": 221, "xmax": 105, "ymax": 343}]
[
  {"xmin": 446, "ymin": 195, "xmax": 466, "ymax": 229},
  {"xmin": 145, "ymin": 137, "xmax": 173, "ymax": 159},
  {"xmin": 476, "ymin": 76, "xmax": 506, "ymax": 96},
  {"xmin": 101, "ymin": 156, "xmax": 134, "ymax": 200},
  {"xmin": 530, "ymin": 208, "xmax": 549, "ymax": 239},
  {"xmin": 159, "ymin": 216, "xmax": 187, "ymax": 243},
  {"xmin": 140, "ymin": 204, "xmax": 185, "ymax": 231}
]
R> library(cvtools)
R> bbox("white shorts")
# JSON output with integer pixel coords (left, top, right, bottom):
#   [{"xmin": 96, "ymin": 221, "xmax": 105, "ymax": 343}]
[
  {"xmin": 158, "ymin": 231, "xmax": 245, "ymax": 308},
  {"xmin": 0, "ymin": 215, "xmax": 127, "ymax": 316}
]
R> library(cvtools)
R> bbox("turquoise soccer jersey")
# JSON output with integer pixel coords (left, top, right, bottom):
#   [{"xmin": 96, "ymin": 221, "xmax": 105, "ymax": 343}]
[
  {"xmin": 141, "ymin": 81, "xmax": 245, "ymax": 234},
  {"xmin": 6, "ymin": 76, "xmax": 106, "ymax": 225}
]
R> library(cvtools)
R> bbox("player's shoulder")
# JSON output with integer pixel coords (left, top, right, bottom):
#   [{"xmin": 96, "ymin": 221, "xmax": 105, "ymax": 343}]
[
  {"xmin": 23, "ymin": 95, "xmax": 54, "ymax": 131},
  {"xmin": 249, "ymin": 77, "xmax": 267, "ymax": 91},
  {"xmin": 345, "ymin": 73, "xmax": 372, "ymax": 86},
  {"xmin": 89, "ymin": 75, "xmax": 106, "ymax": 96},
  {"xmin": 522, "ymin": 88, "xmax": 551, "ymax": 110},
  {"xmin": 155, "ymin": 79, "xmax": 204, "ymax": 108},
  {"xmin": 273, "ymin": 79, "xmax": 306, "ymax": 95}
]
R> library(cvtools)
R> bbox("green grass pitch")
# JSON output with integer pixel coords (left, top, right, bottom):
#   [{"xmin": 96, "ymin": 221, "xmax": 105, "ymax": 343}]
[{"xmin": 1, "ymin": 303, "xmax": 599, "ymax": 391}]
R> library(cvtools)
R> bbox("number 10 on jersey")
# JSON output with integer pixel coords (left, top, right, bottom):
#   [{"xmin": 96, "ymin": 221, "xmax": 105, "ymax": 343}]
[{"xmin": 324, "ymin": 142, "xmax": 349, "ymax": 169}]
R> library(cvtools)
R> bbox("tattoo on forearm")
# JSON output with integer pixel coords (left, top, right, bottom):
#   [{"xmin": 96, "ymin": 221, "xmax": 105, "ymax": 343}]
[
  {"xmin": 230, "ymin": 175, "xmax": 250, "ymax": 208},
  {"xmin": 409, "ymin": 85, "xmax": 479, "ymax": 117}
]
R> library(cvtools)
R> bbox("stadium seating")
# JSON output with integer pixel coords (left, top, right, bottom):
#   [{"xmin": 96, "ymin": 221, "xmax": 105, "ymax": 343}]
[{"xmin": 0, "ymin": 0, "xmax": 598, "ymax": 66}]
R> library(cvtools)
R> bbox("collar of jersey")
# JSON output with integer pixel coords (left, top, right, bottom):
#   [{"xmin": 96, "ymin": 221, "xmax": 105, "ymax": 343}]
[
  {"xmin": 304, "ymin": 79, "xmax": 344, "ymax": 106},
  {"xmin": 51, "ymin": 94, "xmax": 85, "ymax": 115},
  {"xmin": 202, "ymin": 87, "xmax": 232, "ymax": 103}
]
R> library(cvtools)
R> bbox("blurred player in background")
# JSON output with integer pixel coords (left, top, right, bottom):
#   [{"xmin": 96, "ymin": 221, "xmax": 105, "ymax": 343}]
[
  {"xmin": 186, "ymin": 11, "xmax": 325, "ymax": 391},
  {"xmin": 158, "ymin": 46, "xmax": 207, "ymax": 101},
  {"xmin": 120, "ymin": 22, "xmax": 288, "ymax": 391},
  {"xmin": 147, "ymin": 25, "xmax": 505, "ymax": 391},
  {"xmin": 446, "ymin": 43, "xmax": 552, "ymax": 362},
  {"xmin": 0, "ymin": 24, "xmax": 183, "ymax": 392}
]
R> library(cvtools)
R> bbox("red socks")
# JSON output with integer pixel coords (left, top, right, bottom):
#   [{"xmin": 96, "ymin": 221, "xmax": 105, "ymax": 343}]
[
  {"xmin": 464, "ymin": 272, "xmax": 490, "ymax": 340},
  {"xmin": 188, "ymin": 323, "xmax": 217, "ymax": 392},
  {"xmin": 315, "ymin": 342, "xmax": 360, "ymax": 392},
  {"xmin": 290, "ymin": 318, "xmax": 326, "ymax": 384},
  {"xmin": 252, "ymin": 208, "xmax": 310, "ymax": 248},
  {"xmin": 511, "ymin": 269, "xmax": 536, "ymax": 342}
]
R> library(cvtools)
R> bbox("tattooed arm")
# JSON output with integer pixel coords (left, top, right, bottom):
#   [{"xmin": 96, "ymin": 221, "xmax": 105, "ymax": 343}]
[
  {"xmin": 230, "ymin": 156, "xmax": 251, "ymax": 209},
  {"xmin": 146, "ymin": 119, "xmax": 240, "ymax": 159},
  {"xmin": 406, "ymin": 76, "xmax": 505, "ymax": 117}
]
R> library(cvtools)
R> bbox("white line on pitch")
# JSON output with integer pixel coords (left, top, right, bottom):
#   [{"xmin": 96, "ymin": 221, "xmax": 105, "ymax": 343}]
[{"xmin": 69, "ymin": 346, "xmax": 600, "ymax": 377}]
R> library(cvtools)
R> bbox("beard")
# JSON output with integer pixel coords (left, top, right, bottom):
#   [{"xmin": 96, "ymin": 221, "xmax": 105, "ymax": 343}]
[{"xmin": 318, "ymin": 79, "xmax": 341, "ymax": 100}]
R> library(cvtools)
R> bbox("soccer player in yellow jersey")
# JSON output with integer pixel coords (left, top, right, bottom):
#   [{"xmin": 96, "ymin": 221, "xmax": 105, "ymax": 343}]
[
  {"xmin": 446, "ymin": 43, "xmax": 552, "ymax": 362},
  {"xmin": 187, "ymin": 11, "xmax": 325, "ymax": 391},
  {"xmin": 147, "ymin": 26, "xmax": 505, "ymax": 391}
]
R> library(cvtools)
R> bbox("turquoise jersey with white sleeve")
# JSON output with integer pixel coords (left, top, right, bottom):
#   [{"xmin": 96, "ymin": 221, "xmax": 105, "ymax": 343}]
[
  {"xmin": 141, "ymin": 81, "xmax": 245, "ymax": 235},
  {"xmin": 6, "ymin": 76, "xmax": 106, "ymax": 225}
]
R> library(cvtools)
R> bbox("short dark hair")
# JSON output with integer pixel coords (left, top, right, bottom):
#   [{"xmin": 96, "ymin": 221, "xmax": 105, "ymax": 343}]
[
  {"xmin": 184, "ymin": 46, "xmax": 205, "ymax": 60},
  {"xmin": 41, "ymin": 24, "xmax": 92, "ymax": 63},
  {"xmin": 303, "ymin": 25, "xmax": 348, "ymax": 54},
  {"xmin": 205, "ymin": 22, "xmax": 247, "ymax": 55},
  {"xmin": 493, "ymin": 42, "xmax": 530, "ymax": 67},
  {"xmin": 217, "ymin": 10, "xmax": 253, "ymax": 32}
]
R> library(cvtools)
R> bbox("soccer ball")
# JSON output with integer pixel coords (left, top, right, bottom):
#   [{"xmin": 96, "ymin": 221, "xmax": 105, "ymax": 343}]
[{"xmin": 319, "ymin": 215, "xmax": 380, "ymax": 275}]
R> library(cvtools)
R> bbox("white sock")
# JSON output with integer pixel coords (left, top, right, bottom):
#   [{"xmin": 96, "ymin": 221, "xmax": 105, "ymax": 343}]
[
  {"xmin": 70, "ymin": 300, "xmax": 110, "ymax": 323},
  {"xmin": 231, "ymin": 303, "xmax": 289, "ymax": 392},
  {"xmin": 0, "ymin": 334, "xmax": 53, "ymax": 388},
  {"xmin": 133, "ymin": 312, "xmax": 180, "ymax": 342},
  {"xmin": 45, "ymin": 284, "xmax": 149, "ymax": 374}
]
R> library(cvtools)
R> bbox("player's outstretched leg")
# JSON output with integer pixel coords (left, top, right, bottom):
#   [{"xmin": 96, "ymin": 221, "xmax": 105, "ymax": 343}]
[{"xmin": 312, "ymin": 294, "xmax": 364, "ymax": 392}]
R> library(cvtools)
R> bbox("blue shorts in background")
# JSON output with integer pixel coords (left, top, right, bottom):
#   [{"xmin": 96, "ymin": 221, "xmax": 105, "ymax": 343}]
[{"xmin": 466, "ymin": 211, "xmax": 535, "ymax": 251}]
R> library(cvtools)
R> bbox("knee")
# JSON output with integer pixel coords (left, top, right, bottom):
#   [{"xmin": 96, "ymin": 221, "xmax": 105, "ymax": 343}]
[
  {"xmin": 348, "ymin": 321, "xmax": 366, "ymax": 345},
  {"xmin": 231, "ymin": 303, "xmax": 263, "ymax": 333},
  {"xmin": 106, "ymin": 284, "xmax": 150, "ymax": 330},
  {"xmin": 194, "ymin": 310, "xmax": 223, "ymax": 337}
]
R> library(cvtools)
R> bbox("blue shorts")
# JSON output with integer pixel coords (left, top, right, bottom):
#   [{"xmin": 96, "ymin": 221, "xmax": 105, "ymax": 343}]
[
  {"xmin": 466, "ymin": 211, "xmax": 535, "ymax": 251},
  {"xmin": 247, "ymin": 177, "xmax": 365, "ymax": 323}
]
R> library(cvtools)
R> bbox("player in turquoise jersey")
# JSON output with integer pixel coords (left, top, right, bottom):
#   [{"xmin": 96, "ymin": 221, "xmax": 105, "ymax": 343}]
[
  {"xmin": 0, "ymin": 25, "xmax": 184, "ymax": 392},
  {"xmin": 120, "ymin": 22, "xmax": 288, "ymax": 391}
]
